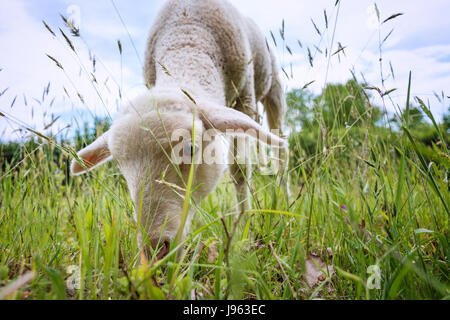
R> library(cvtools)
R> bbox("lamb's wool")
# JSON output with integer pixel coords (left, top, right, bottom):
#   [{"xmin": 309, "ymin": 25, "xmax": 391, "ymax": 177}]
[
  {"xmin": 71, "ymin": 0, "xmax": 288, "ymax": 259},
  {"xmin": 144, "ymin": 0, "xmax": 278, "ymax": 109}
]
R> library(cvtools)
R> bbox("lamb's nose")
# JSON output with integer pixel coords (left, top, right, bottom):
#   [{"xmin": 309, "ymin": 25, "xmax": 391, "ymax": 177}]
[{"xmin": 156, "ymin": 239, "xmax": 171, "ymax": 260}]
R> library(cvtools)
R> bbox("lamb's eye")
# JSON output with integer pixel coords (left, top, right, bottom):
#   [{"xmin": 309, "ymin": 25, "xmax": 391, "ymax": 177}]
[{"xmin": 183, "ymin": 143, "xmax": 199, "ymax": 156}]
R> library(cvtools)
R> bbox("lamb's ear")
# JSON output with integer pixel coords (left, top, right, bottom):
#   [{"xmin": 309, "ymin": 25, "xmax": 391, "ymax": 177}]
[
  {"xmin": 70, "ymin": 132, "xmax": 112, "ymax": 176},
  {"xmin": 199, "ymin": 106, "xmax": 287, "ymax": 147}
]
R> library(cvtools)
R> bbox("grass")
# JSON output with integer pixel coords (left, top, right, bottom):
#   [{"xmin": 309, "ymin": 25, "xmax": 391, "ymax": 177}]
[
  {"xmin": 0, "ymin": 107, "xmax": 448, "ymax": 300},
  {"xmin": 0, "ymin": 1, "xmax": 449, "ymax": 300}
]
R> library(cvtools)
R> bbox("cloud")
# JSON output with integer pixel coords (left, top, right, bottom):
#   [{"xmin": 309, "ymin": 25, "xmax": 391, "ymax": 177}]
[{"xmin": 0, "ymin": 0, "xmax": 147, "ymax": 141}]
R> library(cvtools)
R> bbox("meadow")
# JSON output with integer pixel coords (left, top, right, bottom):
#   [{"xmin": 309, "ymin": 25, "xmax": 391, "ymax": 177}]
[{"xmin": 0, "ymin": 2, "xmax": 448, "ymax": 300}]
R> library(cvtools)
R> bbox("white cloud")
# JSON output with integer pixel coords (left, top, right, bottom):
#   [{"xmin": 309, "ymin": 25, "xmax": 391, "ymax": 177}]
[{"xmin": 237, "ymin": 0, "xmax": 450, "ymax": 119}]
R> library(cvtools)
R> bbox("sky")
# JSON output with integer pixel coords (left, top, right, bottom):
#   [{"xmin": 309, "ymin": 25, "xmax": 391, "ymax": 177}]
[{"xmin": 0, "ymin": 0, "xmax": 449, "ymax": 141}]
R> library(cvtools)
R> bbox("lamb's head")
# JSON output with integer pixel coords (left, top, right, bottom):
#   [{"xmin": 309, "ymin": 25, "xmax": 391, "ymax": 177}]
[{"xmin": 70, "ymin": 92, "xmax": 286, "ymax": 259}]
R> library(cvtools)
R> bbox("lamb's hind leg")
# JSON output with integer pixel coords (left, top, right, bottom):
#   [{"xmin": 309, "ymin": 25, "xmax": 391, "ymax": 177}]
[{"xmin": 262, "ymin": 77, "xmax": 290, "ymax": 200}]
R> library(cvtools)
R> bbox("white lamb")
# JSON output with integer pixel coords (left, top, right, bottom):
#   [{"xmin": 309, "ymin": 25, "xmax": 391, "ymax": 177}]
[{"xmin": 70, "ymin": 0, "xmax": 289, "ymax": 259}]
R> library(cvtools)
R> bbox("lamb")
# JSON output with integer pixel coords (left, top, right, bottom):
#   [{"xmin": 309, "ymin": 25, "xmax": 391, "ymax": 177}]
[{"xmin": 70, "ymin": 0, "xmax": 289, "ymax": 260}]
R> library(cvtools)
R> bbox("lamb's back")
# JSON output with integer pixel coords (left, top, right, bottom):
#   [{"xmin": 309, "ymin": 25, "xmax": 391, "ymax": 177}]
[{"xmin": 144, "ymin": 0, "xmax": 256, "ymax": 101}]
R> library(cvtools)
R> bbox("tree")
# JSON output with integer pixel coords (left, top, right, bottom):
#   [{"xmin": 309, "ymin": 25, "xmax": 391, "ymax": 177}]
[
  {"xmin": 285, "ymin": 80, "xmax": 384, "ymax": 132},
  {"xmin": 285, "ymin": 89, "xmax": 314, "ymax": 131},
  {"xmin": 390, "ymin": 105, "xmax": 426, "ymax": 129},
  {"xmin": 315, "ymin": 80, "xmax": 383, "ymax": 129}
]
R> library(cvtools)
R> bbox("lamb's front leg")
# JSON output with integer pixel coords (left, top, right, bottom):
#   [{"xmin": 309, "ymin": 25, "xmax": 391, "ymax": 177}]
[
  {"xmin": 227, "ymin": 83, "xmax": 258, "ymax": 215},
  {"xmin": 228, "ymin": 132, "xmax": 252, "ymax": 215},
  {"xmin": 231, "ymin": 164, "xmax": 251, "ymax": 214},
  {"xmin": 278, "ymin": 140, "xmax": 291, "ymax": 200}
]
